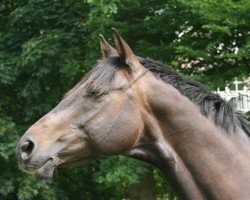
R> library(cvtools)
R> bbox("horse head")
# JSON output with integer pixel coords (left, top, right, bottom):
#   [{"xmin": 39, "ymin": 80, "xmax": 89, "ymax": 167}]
[{"xmin": 16, "ymin": 29, "xmax": 152, "ymax": 179}]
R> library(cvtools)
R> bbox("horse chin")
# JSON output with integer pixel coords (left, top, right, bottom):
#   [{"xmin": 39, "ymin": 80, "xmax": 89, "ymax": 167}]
[
  {"xmin": 59, "ymin": 157, "xmax": 98, "ymax": 168},
  {"xmin": 34, "ymin": 158, "xmax": 56, "ymax": 180}
]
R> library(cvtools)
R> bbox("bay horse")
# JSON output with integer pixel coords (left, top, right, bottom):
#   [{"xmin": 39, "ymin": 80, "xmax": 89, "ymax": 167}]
[{"xmin": 17, "ymin": 29, "xmax": 250, "ymax": 200}]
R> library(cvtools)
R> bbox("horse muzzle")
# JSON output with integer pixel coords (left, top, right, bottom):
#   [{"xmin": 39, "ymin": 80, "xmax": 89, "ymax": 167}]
[{"xmin": 16, "ymin": 137, "xmax": 57, "ymax": 179}]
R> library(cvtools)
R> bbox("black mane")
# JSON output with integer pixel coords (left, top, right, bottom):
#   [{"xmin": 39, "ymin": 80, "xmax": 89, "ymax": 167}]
[
  {"xmin": 140, "ymin": 57, "xmax": 250, "ymax": 141},
  {"xmin": 66, "ymin": 56, "xmax": 250, "ymax": 141}
]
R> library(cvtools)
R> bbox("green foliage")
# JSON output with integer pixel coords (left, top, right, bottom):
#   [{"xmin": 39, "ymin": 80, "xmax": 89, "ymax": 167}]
[
  {"xmin": 174, "ymin": 0, "xmax": 250, "ymax": 88},
  {"xmin": 153, "ymin": 169, "xmax": 177, "ymax": 200},
  {"xmin": 0, "ymin": 0, "xmax": 249, "ymax": 199},
  {"xmin": 93, "ymin": 156, "xmax": 148, "ymax": 198}
]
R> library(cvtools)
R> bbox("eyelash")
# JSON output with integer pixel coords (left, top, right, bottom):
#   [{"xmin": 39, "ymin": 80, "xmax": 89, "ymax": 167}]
[
  {"xmin": 88, "ymin": 90, "xmax": 98, "ymax": 96},
  {"xmin": 83, "ymin": 90, "xmax": 98, "ymax": 98},
  {"xmin": 84, "ymin": 90, "xmax": 107, "ymax": 100}
]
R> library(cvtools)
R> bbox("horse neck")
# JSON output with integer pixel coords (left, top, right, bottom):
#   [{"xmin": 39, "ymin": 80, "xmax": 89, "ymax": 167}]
[{"xmin": 129, "ymin": 76, "xmax": 250, "ymax": 200}]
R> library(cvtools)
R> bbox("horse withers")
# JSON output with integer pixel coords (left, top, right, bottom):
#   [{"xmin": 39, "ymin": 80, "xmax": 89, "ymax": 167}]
[{"xmin": 17, "ymin": 29, "xmax": 250, "ymax": 200}]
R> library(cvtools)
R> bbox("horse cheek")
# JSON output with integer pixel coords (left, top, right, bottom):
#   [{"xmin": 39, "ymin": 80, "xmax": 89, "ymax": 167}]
[{"xmin": 95, "ymin": 107, "xmax": 143, "ymax": 155}]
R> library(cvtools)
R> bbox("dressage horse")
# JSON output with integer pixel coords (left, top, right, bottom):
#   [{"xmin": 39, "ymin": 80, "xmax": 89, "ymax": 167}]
[{"xmin": 17, "ymin": 29, "xmax": 250, "ymax": 200}]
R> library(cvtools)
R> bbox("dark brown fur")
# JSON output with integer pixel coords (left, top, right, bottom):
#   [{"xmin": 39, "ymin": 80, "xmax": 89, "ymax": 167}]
[{"xmin": 17, "ymin": 30, "xmax": 250, "ymax": 200}]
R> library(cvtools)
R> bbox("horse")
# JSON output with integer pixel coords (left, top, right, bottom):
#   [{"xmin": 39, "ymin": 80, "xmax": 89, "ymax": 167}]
[{"xmin": 16, "ymin": 29, "xmax": 250, "ymax": 200}]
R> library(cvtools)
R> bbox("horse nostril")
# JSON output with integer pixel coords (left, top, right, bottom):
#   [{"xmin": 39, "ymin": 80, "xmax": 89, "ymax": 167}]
[{"xmin": 20, "ymin": 139, "xmax": 35, "ymax": 160}]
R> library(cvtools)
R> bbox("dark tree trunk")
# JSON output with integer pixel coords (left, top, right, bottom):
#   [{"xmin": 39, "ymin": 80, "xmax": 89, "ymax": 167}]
[
  {"xmin": 246, "ymin": 111, "xmax": 250, "ymax": 121},
  {"xmin": 126, "ymin": 166, "xmax": 157, "ymax": 200}
]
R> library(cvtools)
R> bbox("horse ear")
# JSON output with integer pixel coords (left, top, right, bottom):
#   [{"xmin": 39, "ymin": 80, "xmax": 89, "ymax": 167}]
[
  {"xmin": 112, "ymin": 28, "xmax": 140, "ymax": 70},
  {"xmin": 99, "ymin": 34, "xmax": 118, "ymax": 58}
]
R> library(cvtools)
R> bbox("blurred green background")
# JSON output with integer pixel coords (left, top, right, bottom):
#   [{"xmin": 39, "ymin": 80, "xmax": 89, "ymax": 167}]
[{"xmin": 0, "ymin": 0, "xmax": 249, "ymax": 199}]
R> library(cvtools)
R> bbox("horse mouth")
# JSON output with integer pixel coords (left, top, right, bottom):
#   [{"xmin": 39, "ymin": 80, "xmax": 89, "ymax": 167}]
[
  {"xmin": 19, "ymin": 156, "xmax": 98, "ymax": 180},
  {"xmin": 59, "ymin": 156, "xmax": 98, "ymax": 167},
  {"xmin": 33, "ymin": 158, "xmax": 56, "ymax": 180},
  {"xmin": 18, "ymin": 158, "xmax": 56, "ymax": 180},
  {"xmin": 34, "ymin": 157, "xmax": 97, "ymax": 179}
]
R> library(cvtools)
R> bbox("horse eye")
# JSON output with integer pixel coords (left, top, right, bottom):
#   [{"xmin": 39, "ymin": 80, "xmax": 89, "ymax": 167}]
[
  {"xmin": 87, "ymin": 91, "xmax": 96, "ymax": 97},
  {"xmin": 85, "ymin": 89, "xmax": 106, "ymax": 99},
  {"xmin": 83, "ymin": 90, "xmax": 98, "ymax": 98},
  {"xmin": 77, "ymin": 123, "xmax": 85, "ymax": 130}
]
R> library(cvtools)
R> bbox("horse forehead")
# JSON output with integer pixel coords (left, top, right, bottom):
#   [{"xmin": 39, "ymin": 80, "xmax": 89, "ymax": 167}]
[{"xmin": 52, "ymin": 85, "xmax": 83, "ymax": 113}]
